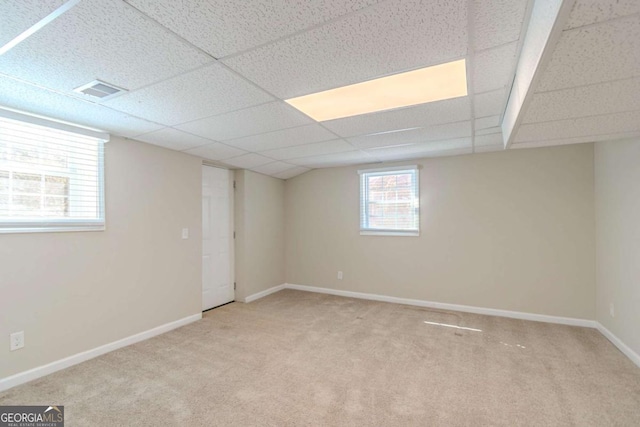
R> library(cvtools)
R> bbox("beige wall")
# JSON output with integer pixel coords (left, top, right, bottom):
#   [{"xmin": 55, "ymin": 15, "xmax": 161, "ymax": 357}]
[
  {"xmin": 234, "ymin": 170, "xmax": 285, "ymax": 301},
  {"xmin": 0, "ymin": 136, "xmax": 202, "ymax": 379},
  {"xmin": 595, "ymin": 139, "xmax": 640, "ymax": 356},
  {"xmin": 285, "ymin": 144, "xmax": 596, "ymax": 319}
]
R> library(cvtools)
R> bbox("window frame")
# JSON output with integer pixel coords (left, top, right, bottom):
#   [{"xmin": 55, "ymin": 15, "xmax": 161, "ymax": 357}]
[
  {"xmin": 0, "ymin": 107, "xmax": 108, "ymax": 234},
  {"xmin": 358, "ymin": 165, "xmax": 420, "ymax": 237}
]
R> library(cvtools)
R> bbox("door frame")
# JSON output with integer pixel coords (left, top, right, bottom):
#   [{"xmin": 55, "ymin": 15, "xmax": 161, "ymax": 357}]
[{"xmin": 202, "ymin": 163, "xmax": 235, "ymax": 311}]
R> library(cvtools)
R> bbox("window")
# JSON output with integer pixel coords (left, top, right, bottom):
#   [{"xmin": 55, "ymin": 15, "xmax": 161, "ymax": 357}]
[
  {"xmin": 359, "ymin": 166, "xmax": 419, "ymax": 236},
  {"xmin": 0, "ymin": 108, "xmax": 109, "ymax": 233}
]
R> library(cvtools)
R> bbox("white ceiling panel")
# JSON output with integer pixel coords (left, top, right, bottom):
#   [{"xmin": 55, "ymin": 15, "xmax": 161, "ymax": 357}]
[
  {"xmin": 289, "ymin": 150, "xmax": 376, "ymax": 168},
  {"xmin": 182, "ymin": 143, "xmax": 247, "ymax": 161},
  {"xmin": 476, "ymin": 126, "xmax": 502, "ymax": 136},
  {"xmin": 250, "ymin": 161, "xmax": 299, "ymax": 176},
  {"xmin": 566, "ymin": 0, "xmax": 640, "ymax": 30},
  {"xmin": 366, "ymin": 138, "xmax": 472, "ymax": 161},
  {"xmin": 473, "ymin": 0, "xmax": 528, "ymax": 50},
  {"xmin": 274, "ymin": 167, "xmax": 311, "ymax": 180},
  {"xmin": 225, "ymin": 124, "xmax": 336, "ymax": 152},
  {"xmin": 223, "ymin": 153, "xmax": 274, "ymax": 169},
  {"xmin": 0, "ymin": 0, "xmax": 68, "ymax": 47},
  {"xmin": 472, "ymin": 42, "xmax": 518, "ymax": 93},
  {"xmin": 0, "ymin": 74, "xmax": 162, "ymax": 137},
  {"xmin": 223, "ymin": 0, "xmax": 467, "ymax": 99},
  {"xmin": 135, "ymin": 128, "xmax": 215, "ymax": 151},
  {"xmin": 0, "ymin": 0, "xmax": 212, "ymax": 94},
  {"xmin": 105, "ymin": 63, "xmax": 273, "ymax": 126},
  {"xmin": 475, "ymin": 132, "xmax": 504, "ymax": 148},
  {"xmin": 261, "ymin": 139, "xmax": 354, "ymax": 160},
  {"xmin": 126, "ymin": 0, "xmax": 380, "ymax": 58},
  {"xmin": 523, "ymin": 77, "xmax": 640, "ymax": 123},
  {"xmin": 474, "ymin": 89, "xmax": 507, "ymax": 118},
  {"xmin": 475, "ymin": 115, "xmax": 501, "ymax": 130},
  {"xmin": 175, "ymin": 101, "xmax": 312, "ymax": 142},
  {"xmin": 536, "ymin": 15, "xmax": 640, "ymax": 92},
  {"xmin": 515, "ymin": 110, "xmax": 640, "ymax": 143},
  {"xmin": 323, "ymin": 97, "xmax": 471, "ymax": 138},
  {"xmin": 347, "ymin": 121, "xmax": 472, "ymax": 149}
]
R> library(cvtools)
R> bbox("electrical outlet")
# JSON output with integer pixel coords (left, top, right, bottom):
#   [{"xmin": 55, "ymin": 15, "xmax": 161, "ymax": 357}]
[
  {"xmin": 10, "ymin": 331, "xmax": 24, "ymax": 351},
  {"xmin": 337, "ymin": 271, "xmax": 343, "ymax": 280},
  {"xmin": 610, "ymin": 302, "xmax": 615, "ymax": 318}
]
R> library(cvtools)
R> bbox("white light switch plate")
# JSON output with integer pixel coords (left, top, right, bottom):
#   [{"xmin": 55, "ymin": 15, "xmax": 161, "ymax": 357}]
[{"xmin": 181, "ymin": 228, "xmax": 189, "ymax": 239}]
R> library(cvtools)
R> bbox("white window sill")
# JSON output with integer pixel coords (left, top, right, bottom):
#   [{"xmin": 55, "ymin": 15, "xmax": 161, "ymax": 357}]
[
  {"xmin": 0, "ymin": 225, "xmax": 106, "ymax": 234},
  {"xmin": 360, "ymin": 230, "xmax": 420, "ymax": 237}
]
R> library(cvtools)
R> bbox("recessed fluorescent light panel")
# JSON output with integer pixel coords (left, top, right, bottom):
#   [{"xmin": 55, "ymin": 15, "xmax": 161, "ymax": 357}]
[{"xmin": 285, "ymin": 59, "xmax": 468, "ymax": 122}]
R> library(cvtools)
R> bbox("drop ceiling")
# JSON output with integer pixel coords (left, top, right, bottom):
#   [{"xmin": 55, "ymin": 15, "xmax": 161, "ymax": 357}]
[{"xmin": 0, "ymin": 0, "xmax": 638, "ymax": 179}]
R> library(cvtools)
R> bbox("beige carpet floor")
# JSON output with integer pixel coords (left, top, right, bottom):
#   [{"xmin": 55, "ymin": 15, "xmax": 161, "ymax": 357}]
[{"xmin": 2, "ymin": 289, "xmax": 640, "ymax": 426}]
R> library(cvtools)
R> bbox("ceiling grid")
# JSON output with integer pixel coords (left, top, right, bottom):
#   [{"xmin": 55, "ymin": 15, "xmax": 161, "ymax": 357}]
[{"xmin": 0, "ymin": 0, "xmax": 636, "ymax": 178}]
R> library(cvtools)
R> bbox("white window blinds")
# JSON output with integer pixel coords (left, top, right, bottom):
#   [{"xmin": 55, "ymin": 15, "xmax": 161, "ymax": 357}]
[
  {"xmin": 0, "ymin": 108, "xmax": 109, "ymax": 233},
  {"xmin": 359, "ymin": 166, "xmax": 419, "ymax": 236}
]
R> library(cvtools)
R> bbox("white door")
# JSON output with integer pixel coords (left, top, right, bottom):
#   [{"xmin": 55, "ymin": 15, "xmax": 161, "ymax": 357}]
[{"xmin": 202, "ymin": 165, "xmax": 234, "ymax": 310}]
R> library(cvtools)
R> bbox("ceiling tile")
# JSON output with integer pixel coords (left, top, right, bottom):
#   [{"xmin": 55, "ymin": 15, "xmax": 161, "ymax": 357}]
[
  {"xmin": 474, "ymin": 89, "xmax": 506, "ymax": 118},
  {"xmin": 347, "ymin": 121, "xmax": 472, "ymax": 149},
  {"xmin": 0, "ymin": 75, "xmax": 162, "ymax": 137},
  {"xmin": 261, "ymin": 139, "xmax": 354, "ymax": 161},
  {"xmin": 476, "ymin": 126, "xmax": 502, "ymax": 136},
  {"xmin": 250, "ymin": 161, "xmax": 299, "ymax": 176},
  {"xmin": 566, "ymin": 0, "xmax": 640, "ymax": 30},
  {"xmin": 126, "ymin": 0, "xmax": 380, "ymax": 58},
  {"xmin": 225, "ymin": 124, "xmax": 336, "ymax": 152},
  {"xmin": 323, "ymin": 97, "xmax": 471, "ymax": 138},
  {"xmin": 223, "ymin": 0, "xmax": 467, "ymax": 98},
  {"xmin": 473, "ymin": 42, "xmax": 518, "ymax": 93},
  {"xmin": 515, "ymin": 110, "xmax": 640, "ymax": 143},
  {"xmin": 105, "ymin": 63, "xmax": 273, "ymax": 126},
  {"xmin": 175, "ymin": 101, "xmax": 312, "ymax": 141},
  {"xmin": 135, "ymin": 128, "xmax": 215, "ymax": 151},
  {"xmin": 223, "ymin": 153, "xmax": 274, "ymax": 169},
  {"xmin": 0, "ymin": 0, "xmax": 68, "ymax": 47},
  {"xmin": 475, "ymin": 115, "xmax": 501, "ymax": 130},
  {"xmin": 274, "ymin": 166, "xmax": 311, "ymax": 180},
  {"xmin": 475, "ymin": 132, "xmax": 504, "ymax": 148},
  {"xmin": 537, "ymin": 15, "xmax": 640, "ymax": 92},
  {"xmin": 366, "ymin": 138, "xmax": 472, "ymax": 161},
  {"xmin": 523, "ymin": 77, "xmax": 640, "ymax": 123},
  {"xmin": 182, "ymin": 143, "xmax": 246, "ymax": 161},
  {"xmin": 0, "ymin": 0, "xmax": 212, "ymax": 94},
  {"xmin": 473, "ymin": 0, "xmax": 528, "ymax": 50},
  {"xmin": 289, "ymin": 150, "xmax": 376, "ymax": 168}
]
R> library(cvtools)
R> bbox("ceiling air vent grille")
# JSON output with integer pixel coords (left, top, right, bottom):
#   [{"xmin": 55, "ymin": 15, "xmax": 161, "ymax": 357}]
[{"xmin": 73, "ymin": 80, "xmax": 127, "ymax": 101}]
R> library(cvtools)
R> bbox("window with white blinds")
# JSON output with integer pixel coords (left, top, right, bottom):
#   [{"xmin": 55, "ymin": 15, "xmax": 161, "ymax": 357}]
[
  {"xmin": 359, "ymin": 166, "xmax": 419, "ymax": 236},
  {"xmin": 0, "ymin": 108, "xmax": 109, "ymax": 233}
]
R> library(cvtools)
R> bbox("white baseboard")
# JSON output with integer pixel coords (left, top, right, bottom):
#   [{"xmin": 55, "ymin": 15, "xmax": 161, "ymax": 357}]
[
  {"xmin": 244, "ymin": 284, "xmax": 286, "ymax": 303},
  {"xmin": 596, "ymin": 322, "xmax": 640, "ymax": 368},
  {"xmin": 284, "ymin": 283, "xmax": 597, "ymax": 328},
  {"xmin": 0, "ymin": 313, "xmax": 202, "ymax": 392}
]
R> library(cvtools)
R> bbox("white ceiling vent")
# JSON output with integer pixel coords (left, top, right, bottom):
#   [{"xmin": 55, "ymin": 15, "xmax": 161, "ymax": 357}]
[{"xmin": 73, "ymin": 80, "xmax": 127, "ymax": 101}]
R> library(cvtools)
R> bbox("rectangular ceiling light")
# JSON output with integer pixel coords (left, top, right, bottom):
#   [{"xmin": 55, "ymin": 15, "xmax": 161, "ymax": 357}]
[{"xmin": 285, "ymin": 59, "xmax": 467, "ymax": 122}]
